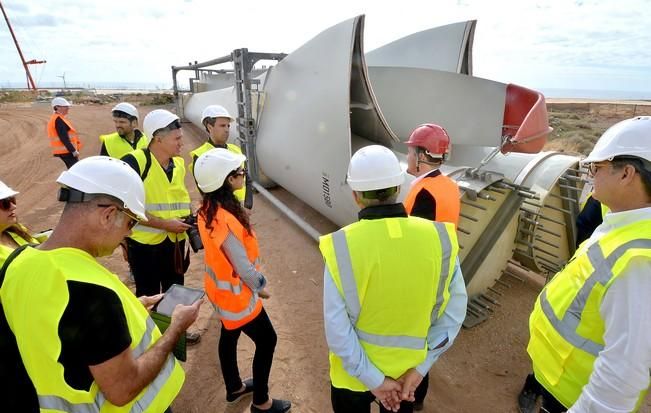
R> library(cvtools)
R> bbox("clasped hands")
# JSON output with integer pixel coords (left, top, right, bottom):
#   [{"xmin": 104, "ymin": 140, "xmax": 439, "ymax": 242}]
[{"xmin": 371, "ymin": 368, "xmax": 423, "ymax": 412}]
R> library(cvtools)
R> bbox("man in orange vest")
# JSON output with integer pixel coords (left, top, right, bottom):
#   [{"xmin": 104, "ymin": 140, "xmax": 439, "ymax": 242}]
[
  {"xmin": 403, "ymin": 123, "xmax": 460, "ymax": 411},
  {"xmin": 404, "ymin": 123, "xmax": 460, "ymax": 226},
  {"xmin": 46, "ymin": 97, "xmax": 82, "ymax": 169}
]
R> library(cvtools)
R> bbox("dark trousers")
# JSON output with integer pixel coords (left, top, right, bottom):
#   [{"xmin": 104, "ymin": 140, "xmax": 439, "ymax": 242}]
[
  {"xmin": 523, "ymin": 373, "xmax": 567, "ymax": 413},
  {"xmin": 126, "ymin": 237, "xmax": 185, "ymax": 297},
  {"xmin": 331, "ymin": 385, "xmax": 414, "ymax": 413},
  {"xmin": 55, "ymin": 153, "xmax": 78, "ymax": 169},
  {"xmin": 219, "ymin": 308, "xmax": 277, "ymax": 406},
  {"xmin": 414, "ymin": 372, "xmax": 428, "ymax": 405}
]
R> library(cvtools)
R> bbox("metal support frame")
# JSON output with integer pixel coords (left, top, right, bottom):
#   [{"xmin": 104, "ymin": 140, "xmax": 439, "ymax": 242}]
[
  {"xmin": 171, "ymin": 49, "xmax": 286, "ymax": 183},
  {"xmin": 232, "ymin": 49, "xmax": 287, "ymax": 182}
]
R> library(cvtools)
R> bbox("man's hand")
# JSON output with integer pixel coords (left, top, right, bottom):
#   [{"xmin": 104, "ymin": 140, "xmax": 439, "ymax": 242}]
[
  {"xmin": 164, "ymin": 219, "xmax": 191, "ymax": 234},
  {"xmin": 138, "ymin": 294, "xmax": 164, "ymax": 312},
  {"xmin": 170, "ymin": 299, "xmax": 202, "ymax": 332},
  {"xmin": 397, "ymin": 368, "xmax": 424, "ymax": 402},
  {"xmin": 370, "ymin": 377, "xmax": 402, "ymax": 412}
]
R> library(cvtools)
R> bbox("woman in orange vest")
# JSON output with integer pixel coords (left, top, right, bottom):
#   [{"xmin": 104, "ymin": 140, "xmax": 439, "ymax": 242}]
[{"xmin": 193, "ymin": 148, "xmax": 291, "ymax": 413}]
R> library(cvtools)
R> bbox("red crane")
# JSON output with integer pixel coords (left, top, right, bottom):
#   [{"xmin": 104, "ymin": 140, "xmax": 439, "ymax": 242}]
[{"xmin": 0, "ymin": 0, "xmax": 46, "ymax": 90}]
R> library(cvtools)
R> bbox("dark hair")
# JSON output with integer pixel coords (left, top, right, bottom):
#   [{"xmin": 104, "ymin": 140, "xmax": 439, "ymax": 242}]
[
  {"xmin": 202, "ymin": 117, "xmax": 216, "ymax": 133},
  {"xmin": 611, "ymin": 156, "xmax": 651, "ymax": 198},
  {"xmin": 153, "ymin": 119, "xmax": 182, "ymax": 138},
  {"xmin": 199, "ymin": 173, "xmax": 251, "ymax": 235},
  {"xmin": 360, "ymin": 186, "xmax": 398, "ymax": 201},
  {"xmin": 112, "ymin": 110, "xmax": 137, "ymax": 122}
]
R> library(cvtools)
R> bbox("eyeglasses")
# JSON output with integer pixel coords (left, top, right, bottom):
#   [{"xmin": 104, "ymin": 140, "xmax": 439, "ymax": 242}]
[
  {"xmin": 233, "ymin": 169, "xmax": 245, "ymax": 177},
  {"xmin": 97, "ymin": 204, "xmax": 139, "ymax": 229},
  {"xmin": 0, "ymin": 196, "xmax": 16, "ymax": 210},
  {"xmin": 587, "ymin": 162, "xmax": 609, "ymax": 177}
]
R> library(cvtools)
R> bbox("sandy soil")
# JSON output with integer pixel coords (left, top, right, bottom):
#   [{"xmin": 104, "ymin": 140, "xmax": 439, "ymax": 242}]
[{"xmin": 1, "ymin": 102, "xmax": 648, "ymax": 413}]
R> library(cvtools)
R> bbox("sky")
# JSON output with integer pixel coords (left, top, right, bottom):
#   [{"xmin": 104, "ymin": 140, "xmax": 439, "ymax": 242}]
[{"xmin": 1, "ymin": 0, "xmax": 650, "ymax": 97}]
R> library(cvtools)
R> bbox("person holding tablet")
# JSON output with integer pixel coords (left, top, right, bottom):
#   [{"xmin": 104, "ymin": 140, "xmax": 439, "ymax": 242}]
[{"xmin": 193, "ymin": 148, "xmax": 291, "ymax": 413}]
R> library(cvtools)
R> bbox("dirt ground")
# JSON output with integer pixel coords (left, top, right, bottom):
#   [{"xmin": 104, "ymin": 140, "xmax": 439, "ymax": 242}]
[{"xmin": 0, "ymin": 102, "xmax": 648, "ymax": 413}]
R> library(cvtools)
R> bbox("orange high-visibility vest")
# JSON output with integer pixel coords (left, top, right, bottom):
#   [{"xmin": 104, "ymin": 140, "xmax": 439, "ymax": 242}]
[
  {"xmin": 198, "ymin": 207, "xmax": 262, "ymax": 330},
  {"xmin": 46, "ymin": 113, "xmax": 82, "ymax": 155},
  {"xmin": 404, "ymin": 173, "xmax": 460, "ymax": 227}
]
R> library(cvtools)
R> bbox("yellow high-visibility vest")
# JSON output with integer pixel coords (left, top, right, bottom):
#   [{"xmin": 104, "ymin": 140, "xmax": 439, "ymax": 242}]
[
  {"xmin": 0, "ymin": 225, "xmax": 37, "ymax": 266},
  {"xmin": 1, "ymin": 246, "xmax": 185, "ymax": 412},
  {"xmin": 319, "ymin": 217, "xmax": 458, "ymax": 391},
  {"xmin": 99, "ymin": 131, "xmax": 147, "ymax": 159},
  {"xmin": 527, "ymin": 219, "xmax": 651, "ymax": 409},
  {"xmin": 128, "ymin": 149, "xmax": 191, "ymax": 245}
]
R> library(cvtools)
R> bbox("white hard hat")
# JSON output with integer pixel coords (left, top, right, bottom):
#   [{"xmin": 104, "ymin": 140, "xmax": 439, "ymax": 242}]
[
  {"xmin": 51, "ymin": 97, "xmax": 71, "ymax": 108},
  {"xmin": 143, "ymin": 109, "xmax": 180, "ymax": 142},
  {"xmin": 583, "ymin": 116, "xmax": 651, "ymax": 164},
  {"xmin": 112, "ymin": 102, "xmax": 139, "ymax": 119},
  {"xmin": 201, "ymin": 105, "xmax": 235, "ymax": 123},
  {"xmin": 347, "ymin": 145, "xmax": 405, "ymax": 191},
  {"xmin": 0, "ymin": 180, "xmax": 19, "ymax": 200},
  {"xmin": 56, "ymin": 156, "xmax": 147, "ymax": 220},
  {"xmin": 194, "ymin": 148, "xmax": 246, "ymax": 193}
]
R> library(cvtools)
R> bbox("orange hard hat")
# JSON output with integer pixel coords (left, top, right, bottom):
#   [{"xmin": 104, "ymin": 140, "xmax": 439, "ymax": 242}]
[{"xmin": 406, "ymin": 123, "xmax": 451, "ymax": 159}]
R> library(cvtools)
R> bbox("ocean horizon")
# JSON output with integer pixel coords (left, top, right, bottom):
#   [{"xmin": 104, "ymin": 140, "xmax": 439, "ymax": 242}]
[{"xmin": 2, "ymin": 81, "xmax": 650, "ymax": 101}]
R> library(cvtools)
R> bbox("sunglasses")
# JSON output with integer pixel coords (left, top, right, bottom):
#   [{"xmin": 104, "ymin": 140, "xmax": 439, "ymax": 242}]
[
  {"xmin": 97, "ymin": 204, "xmax": 139, "ymax": 229},
  {"xmin": 0, "ymin": 196, "xmax": 16, "ymax": 210},
  {"xmin": 230, "ymin": 168, "xmax": 245, "ymax": 177},
  {"xmin": 587, "ymin": 162, "xmax": 609, "ymax": 177}
]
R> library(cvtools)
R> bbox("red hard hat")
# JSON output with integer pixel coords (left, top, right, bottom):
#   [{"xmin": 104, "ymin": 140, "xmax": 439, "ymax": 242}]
[{"xmin": 406, "ymin": 124, "xmax": 451, "ymax": 158}]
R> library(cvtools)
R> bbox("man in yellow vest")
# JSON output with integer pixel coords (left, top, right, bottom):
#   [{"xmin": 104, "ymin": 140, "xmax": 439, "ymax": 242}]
[
  {"xmin": 321, "ymin": 145, "xmax": 467, "ymax": 413},
  {"xmin": 99, "ymin": 102, "xmax": 148, "ymax": 159},
  {"xmin": 189, "ymin": 105, "xmax": 247, "ymax": 203},
  {"xmin": 0, "ymin": 156, "xmax": 201, "ymax": 412},
  {"xmin": 520, "ymin": 116, "xmax": 651, "ymax": 413},
  {"xmin": 46, "ymin": 97, "xmax": 82, "ymax": 169},
  {"xmin": 120, "ymin": 110, "xmax": 192, "ymax": 298}
]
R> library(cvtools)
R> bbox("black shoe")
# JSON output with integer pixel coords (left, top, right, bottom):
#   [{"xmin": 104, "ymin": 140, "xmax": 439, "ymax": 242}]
[
  {"xmin": 250, "ymin": 399, "xmax": 291, "ymax": 413},
  {"xmin": 518, "ymin": 374, "xmax": 540, "ymax": 413},
  {"xmin": 413, "ymin": 401, "xmax": 424, "ymax": 411},
  {"xmin": 226, "ymin": 378, "xmax": 254, "ymax": 403},
  {"xmin": 186, "ymin": 331, "xmax": 201, "ymax": 346}
]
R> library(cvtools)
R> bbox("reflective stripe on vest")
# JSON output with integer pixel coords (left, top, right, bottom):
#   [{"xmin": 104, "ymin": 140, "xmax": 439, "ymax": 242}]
[
  {"xmin": 37, "ymin": 318, "xmax": 175, "ymax": 413},
  {"xmin": 1, "ymin": 247, "xmax": 184, "ymax": 412},
  {"xmin": 331, "ymin": 221, "xmax": 453, "ymax": 332},
  {"xmin": 47, "ymin": 113, "xmax": 82, "ymax": 155},
  {"xmin": 215, "ymin": 294, "xmax": 259, "ymax": 321},
  {"xmin": 146, "ymin": 202, "xmax": 192, "ymax": 212},
  {"xmin": 128, "ymin": 149, "xmax": 191, "ymax": 245},
  {"xmin": 321, "ymin": 217, "xmax": 458, "ymax": 391},
  {"xmin": 199, "ymin": 208, "xmax": 262, "ymax": 329},
  {"xmin": 205, "ymin": 266, "xmax": 243, "ymax": 295},
  {"xmin": 539, "ymin": 238, "xmax": 651, "ymax": 357},
  {"xmin": 528, "ymin": 219, "xmax": 651, "ymax": 409}
]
